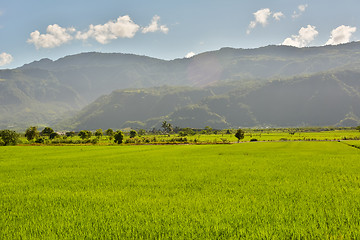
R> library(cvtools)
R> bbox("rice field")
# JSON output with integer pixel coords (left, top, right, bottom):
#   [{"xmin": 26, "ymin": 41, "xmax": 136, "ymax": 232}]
[{"xmin": 1, "ymin": 141, "xmax": 360, "ymax": 239}]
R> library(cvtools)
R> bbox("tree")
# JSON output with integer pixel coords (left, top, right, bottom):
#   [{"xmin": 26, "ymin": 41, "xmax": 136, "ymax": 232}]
[
  {"xmin": 235, "ymin": 129, "xmax": 245, "ymax": 142},
  {"xmin": 25, "ymin": 126, "xmax": 39, "ymax": 141},
  {"xmin": 357, "ymin": 126, "xmax": 360, "ymax": 132},
  {"xmin": 49, "ymin": 132, "xmax": 59, "ymax": 140},
  {"xmin": 161, "ymin": 121, "xmax": 173, "ymax": 134},
  {"xmin": 0, "ymin": 130, "xmax": 19, "ymax": 146},
  {"xmin": 129, "ymin": 130, "xmax": 137, "ymax": 138},
  {"xmin": 95, "ymin": 129, "xmax": 103, "ymax": 139},
  {"xmin": 138, "ymin": 129, "xmax": 146, "ymax": 136},
  {"xmin": 114, "ymin": 131, "xmax": 124, "ymax": 144},
  {"xmin": 41, "ymin": 127, "xmax": 54, "ymax": 137},
  {"xmin": 204, "ymin": 126, "xmax": 213, "ymax": 134},
  {"xmin": 66, "ymin": 131, "xmax": 76, "ymax": 137},
  {"xmin": 105, "ymin": 128, "xmax": 114, "ymax": 136},
  {"xmin": 78, "ymin": 130, "xmax": 92, "ymax": 140}
]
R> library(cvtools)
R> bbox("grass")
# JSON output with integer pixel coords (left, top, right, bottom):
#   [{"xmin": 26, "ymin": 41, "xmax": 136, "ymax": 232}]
[{"xmin": 1, "ymin": 141, "xmax": 360, "ymax": 238}]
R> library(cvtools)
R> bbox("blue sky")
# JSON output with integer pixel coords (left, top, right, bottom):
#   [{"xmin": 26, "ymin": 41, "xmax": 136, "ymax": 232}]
[{"xmin": 1, "ymin": 0, "xmax": 359, "ymax": 69}]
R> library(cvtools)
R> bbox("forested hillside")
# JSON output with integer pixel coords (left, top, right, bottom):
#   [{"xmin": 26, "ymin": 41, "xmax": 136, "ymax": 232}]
[
  {"xmin": 63, "ymin": 70, "xmax": 360, "ymax": 130},
  {"xmin": 2, "ymin": 42, "xmax": 360, "ymax": 129}
]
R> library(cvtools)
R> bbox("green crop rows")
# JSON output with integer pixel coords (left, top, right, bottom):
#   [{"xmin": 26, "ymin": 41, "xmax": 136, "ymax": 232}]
[{"xmin": 1, "ymin": 141, "xmax": 360, "ymax": 239}]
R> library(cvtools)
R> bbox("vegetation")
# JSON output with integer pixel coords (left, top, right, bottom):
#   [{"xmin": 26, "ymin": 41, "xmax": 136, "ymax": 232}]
[
  {"xmin": 0, "ymin": 129, "xmax": 19, "ymax": 145},
  {"xmin": 4, "ymin": 43, "xmax": 360, "ymax": 130},
  {"xmin": 78, "ymin": 130, "xmax": 92, "ymax": 140},
  {"xmin": 114, "ymin": 130, "xmax": 124, "ymax": 144},
  {"xmin": 235, "ymin": 129, "xmax": 245, "ymax": 142},
  {"xmin": 25, "ymin": 126, "xmax": 39, "ymax": 141},
  {"xmin": 1, "ymin": 141, "xmax": 360, "ymax": 238},
  {"xmin": 41, "ymin": 127, "xmax": 54, "ymax": 137}
]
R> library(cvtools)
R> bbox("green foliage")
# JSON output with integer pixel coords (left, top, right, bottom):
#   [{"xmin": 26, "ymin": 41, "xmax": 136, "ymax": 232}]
[
  {"xmin": 138, "ymin": 129, "xmax": 146, "ymax": 136},
  {"xmin": 0, "ymin": 129, "xmax": 19, "ymax": 145},
  {"xmin": 35, "ymin": 137, "xmax": 45, "ymax": 144},
  {"xmin": 49, "ymin": 132, "xmax": 59, "ymax": 140},
  {"xmin": 2, "ymin": 142, "xmax": 360, "ymax": 238},
  {"xmin": 129, "ymin": 130, "xmax": 137, "ymax": 138},
  {"xmin": 357, "ymin": 126, "xmax": 360, "ymax": 132},
  {"xmin": 41, "ymin": 127, "xmax": 54, "ymax": 137},
  {"xmin": 95, "ymin": 129, "xmax": 103, "ymax": 139},
  {"xmin": 25, "ymin": 126, "xmax": 39, "ymax": 141},
  {"xmin": 105, "ymin": 129, "xmax": 114, "ymax": 136},
  {"xmin": 235, "ymin": 129, "xmax": 245, "ymax": 141},
  {"xmin": 114, "ymin": 131, "xmax": 124, "ymax": 144},
  {"xmin": 66, "ymin": 131, "xmax": 75, "ymax": 137},
  {"xmin": 78, "ymin": 130, "xmax": 92, "ymax": 140},
  {"xmin": 178, "ymin": 128, "xmax": 195, "ymax": 137},
  {"xmin": 161, "ymin": 121, "xmax": 173, "ymax": 134}
]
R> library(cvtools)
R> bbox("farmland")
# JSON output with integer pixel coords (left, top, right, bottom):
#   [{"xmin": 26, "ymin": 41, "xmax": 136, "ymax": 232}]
[{"xmin": 1, "ymin": 140, "xmax": 360, "ymax": 239}]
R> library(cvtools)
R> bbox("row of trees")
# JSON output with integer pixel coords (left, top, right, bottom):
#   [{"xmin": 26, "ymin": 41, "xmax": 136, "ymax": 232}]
[
  {"xmin": 4, "ymin": 125, "xmax": 358, "ymax": 146},
  {"xmin": 0, "ymin": 127, "xmax": 245, "ymax": 146}
]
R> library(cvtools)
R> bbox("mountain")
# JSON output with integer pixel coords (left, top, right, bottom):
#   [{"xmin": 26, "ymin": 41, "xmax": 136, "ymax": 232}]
[
  {"xmin": 2, "ymin": 42, "xmax": 360, "ymax": 129},
  {"xmin": 63, "ymin": 70, "xmax": 360, "ymax": 130}
]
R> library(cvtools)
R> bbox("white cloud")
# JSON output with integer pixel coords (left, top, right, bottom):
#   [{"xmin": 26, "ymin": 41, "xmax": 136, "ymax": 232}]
[
  {"xmin": 282, "ymin": 25, "xmax": 318, "ymax": 48},
  {"xmin": 247, "ymin": 8, "xmax": 284, "ymax": 34},
  {"xmin": 142, "ymin": 15, "xmax": 169, "ymax": 34},
  {"xmin": 0, "ymin": 52, "xmax": 13, "ymax": 66},
  {"xmin": 185, "ymin": 52, "xmax": 195, "ymax": 58},
  {"xmin": 326, "ymin": 25, "xmax": 357, "ymax": 45},
  {"xmin": 27, "ymin": 24, "xmax": 75, "ymax": 49},
  {"xmin": 76, "ymin": 15, "xmax": 140, "ymax": 44},
  {"xmin": 292, "ymin": 4, "xmax": 308, "ymax": 19},
  {"xmin": 273, "ymin": 12, "xmax": 284, "ymax": 21}
]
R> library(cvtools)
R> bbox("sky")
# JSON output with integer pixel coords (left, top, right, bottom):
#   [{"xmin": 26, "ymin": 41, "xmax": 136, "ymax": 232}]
[{"xmin": 1, "ymin": 0, "xmax": 360, "ymax": 69}]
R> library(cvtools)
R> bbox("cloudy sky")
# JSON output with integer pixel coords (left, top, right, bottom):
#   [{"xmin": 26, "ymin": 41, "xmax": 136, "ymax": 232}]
[{"xmin": 1, "ymin": 0, "xmax": 359, "ymax": 68}]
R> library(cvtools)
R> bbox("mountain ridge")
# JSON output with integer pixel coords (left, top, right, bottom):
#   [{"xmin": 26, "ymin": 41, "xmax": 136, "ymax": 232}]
[{"xmin": 2, "ymin": 42, "xmax": 360, "ymax": 129}]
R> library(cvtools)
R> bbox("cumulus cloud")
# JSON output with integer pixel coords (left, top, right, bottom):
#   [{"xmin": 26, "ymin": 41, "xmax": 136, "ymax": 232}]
[
  {"xmin": 142, "ymin": 15, "xmax": 169, "ymax": 34},
  {"xmin": 185, "ymin": 52, "xmax": 195, "ymax": 58},
  {"xmin": 76, "ymin": 15, "xmax": 140, "ymax": 44},
  {"xmin": 247, "ymin": 8, "xmax": 284, "ymax": 34},
  {"xmin": 248, "ymin": 8, "xmax": 271, "ymax": 31},
  {"xmin": 292, "ymin": 4, "xmax": 308, "ymax": 19},
  {"xmin": 326, "ymin": 25, "xmax": 357, "ymax": 45},
  {"xmin": 273, "ymin": 12, "xmax": 284, "ymax": 21},
  {"xmin": 27, "ymin": 24, "xmax": 75, "ymax": 49},
  {"xmin": 282, "ymin": 25, "xmax": 318, "ymax": 48},
  {"xmin": 0, "ymin": 52, "xmax": 13, "ymax": 66}
]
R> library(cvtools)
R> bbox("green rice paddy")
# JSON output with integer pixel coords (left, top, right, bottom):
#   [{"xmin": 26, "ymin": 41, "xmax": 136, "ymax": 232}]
[{"xmin": 1, "ymin": 140, "xmax": 360, "ymax": 239}]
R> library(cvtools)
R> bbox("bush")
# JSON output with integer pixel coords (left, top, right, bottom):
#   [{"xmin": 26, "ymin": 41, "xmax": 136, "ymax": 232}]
[
  {"xmin": 114, "ymin": 131, "xmax": 124, "ymax": 144},
  {"xmin": 250, "ymin": 138, "xmax": 258, "ymax": 142},
  {"xmin": 129, "ymin": 130, "xmax": 137, "ymax": 138},
  {"xmin": 35, "ymin": 137, "xmax": 45, "ymax": 143},
  {"xmin": 0, "ymin": 130, "xmax": 20, "ymax": 146}
]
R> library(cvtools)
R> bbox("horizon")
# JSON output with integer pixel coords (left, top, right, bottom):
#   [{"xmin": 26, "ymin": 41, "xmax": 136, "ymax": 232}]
[
  {"xmin": 1, "ymin": 0, "xmax": 360, "ymax": 69},
  {"xmin": 8, "ymin": 40, "xmax": 360, "ymax": 70}
]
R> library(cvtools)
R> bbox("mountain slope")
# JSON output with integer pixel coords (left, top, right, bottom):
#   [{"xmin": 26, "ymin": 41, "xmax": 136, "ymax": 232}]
[
  {"xmin": 2, "ymin": 42, "xmax": 360, "ymax": 129},
  {"xmin": 63, "ymin": 70, "xmax": 360, "ymax": 130}
]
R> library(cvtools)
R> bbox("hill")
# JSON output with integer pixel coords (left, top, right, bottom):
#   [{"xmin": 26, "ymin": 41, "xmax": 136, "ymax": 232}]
[
  {"xmin": 63, "ymin": 70, "xmax": 360, "ymax": 130},
  {"xmin": 2, "ymin": 42, "xmax": 360, "ymax": 129}
]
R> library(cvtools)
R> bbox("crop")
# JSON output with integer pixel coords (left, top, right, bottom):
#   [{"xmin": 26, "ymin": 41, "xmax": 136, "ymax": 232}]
[{"xmin": 1, "ymin": 141, "xmax": 360, "ymax": 238}]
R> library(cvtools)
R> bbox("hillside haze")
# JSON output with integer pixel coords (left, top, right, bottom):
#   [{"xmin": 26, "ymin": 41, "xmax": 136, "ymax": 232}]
[{"xmin": 1, "ymin": 42, "xmax": 360, "ymax": 129}]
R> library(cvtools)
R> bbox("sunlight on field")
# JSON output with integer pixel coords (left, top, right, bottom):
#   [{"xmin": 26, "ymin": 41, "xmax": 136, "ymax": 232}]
[{"xmin": 1, "ymin": 141, "xmax": 360, "ymax": 238}]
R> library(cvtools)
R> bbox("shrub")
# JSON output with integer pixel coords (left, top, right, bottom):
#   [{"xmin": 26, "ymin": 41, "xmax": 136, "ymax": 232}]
[
  {"xmin": 0, "ymin": 130, "xmax": 20, "ymax": 146},
  {"xmin": 114, "ymin": 131, "xmax": 124, "ymax": 144},
  {"xmin": 129, "ymin": 130, "xmax": 137, "ymax": 138}
]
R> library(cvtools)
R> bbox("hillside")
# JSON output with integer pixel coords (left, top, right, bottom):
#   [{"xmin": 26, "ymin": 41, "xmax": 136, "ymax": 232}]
[
  {"xmin": 63, "ymin": 70, "xmax": 360, "ymax": 130},
  {"xmin": 2, "ymin": 42, "xmax": 360, "ymax": 129}
]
